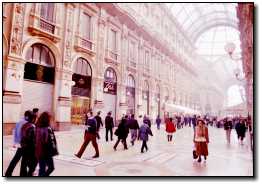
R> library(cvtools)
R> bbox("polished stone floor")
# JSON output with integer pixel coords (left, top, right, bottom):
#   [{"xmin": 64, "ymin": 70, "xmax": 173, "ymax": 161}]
[{"xmin": 3, "ymin": 124, "xmax": 253, "ymax": 176}]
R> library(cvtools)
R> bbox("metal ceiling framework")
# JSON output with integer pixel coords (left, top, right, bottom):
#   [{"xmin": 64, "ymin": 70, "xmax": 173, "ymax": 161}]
[{"xmin": 166, "ymin": 3, "xmax": 239, "ymax": 43}]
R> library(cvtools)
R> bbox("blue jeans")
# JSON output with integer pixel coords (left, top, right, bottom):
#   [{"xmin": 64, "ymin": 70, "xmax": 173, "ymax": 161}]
[{"xmin": 38, "ymin": 157, "xmax": 54, "ymax": 176}]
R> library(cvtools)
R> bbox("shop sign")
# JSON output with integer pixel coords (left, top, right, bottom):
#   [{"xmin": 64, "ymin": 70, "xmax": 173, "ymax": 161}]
[{"xmin": 104, "ymin": 81, "xmax": 117, "ymax": 95}]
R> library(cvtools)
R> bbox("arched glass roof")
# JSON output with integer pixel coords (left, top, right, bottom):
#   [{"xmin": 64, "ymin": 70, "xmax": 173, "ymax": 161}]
[{"xmin": 166, "ymin": 3, "xmax": 239, "ymax": 43}]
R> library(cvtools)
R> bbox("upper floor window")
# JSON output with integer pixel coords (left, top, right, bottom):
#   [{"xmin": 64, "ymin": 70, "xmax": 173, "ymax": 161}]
[
  {"xmin": 82, "ymin": 13, "xmax": 92, "ymax": 40},
  {"xmin": 40, "ymin": 3, "xmax": 54, "ymax": 22},
  {"xmin": 109, "ymin": 29, "xmax": 117, "ymax": 53},
  {"xmin": 129, "ymin": 41, "xmax": 135, "ymax": 61},
  {"xmin": 127, "ymin": 74, "xmax": 135, "ymax": 88},
  {"xmin": 145, "ymin": 50, "xmax": 149, "ymax": 67}
]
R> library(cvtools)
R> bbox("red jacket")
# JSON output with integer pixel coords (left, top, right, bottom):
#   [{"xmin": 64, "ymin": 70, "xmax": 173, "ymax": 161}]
[{"xmin": 166, "ymin": 121, "xmax": 176, "ymax": 133}]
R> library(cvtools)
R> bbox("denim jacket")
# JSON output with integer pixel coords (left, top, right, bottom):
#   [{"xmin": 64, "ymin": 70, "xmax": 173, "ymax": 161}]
[{"xmin": 14, "ymin": 118, "xmax": 28, "ymax": 145}]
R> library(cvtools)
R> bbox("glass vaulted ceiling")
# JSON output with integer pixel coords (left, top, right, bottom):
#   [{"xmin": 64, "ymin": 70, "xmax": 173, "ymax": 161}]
[
  {"xmin": 166, "ymin": 3, "xmax": 242, "ymax": 73},
  {"xmin": 166, "ymin": 3, "xmax": 239, "ymax": 43}
]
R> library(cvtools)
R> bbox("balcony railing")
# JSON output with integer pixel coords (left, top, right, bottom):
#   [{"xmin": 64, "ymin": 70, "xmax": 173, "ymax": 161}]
[
  {"xmin": 74, "ymin": 35, "xmax": 95, "ymax": 56},
  {"xmin": 28, "ymin": 12, "xmax": 60, "ymax": 42},
  {"xmin": 39, "ymin": 19, "xmax": 55, "ymax": 34},
  {"xmin": 105, "ymin": 49, "xmax": 119, "ymax": 65}
]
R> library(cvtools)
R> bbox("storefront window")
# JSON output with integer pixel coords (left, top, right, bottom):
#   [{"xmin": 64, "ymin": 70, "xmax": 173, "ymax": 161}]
[
  {"xmin": 24, "ymin": 44, "xmax": 55, "ymax": 84},
  {"xmin": 71, "ymin": 58, "xmax": 92, "ymax": 125},
  {"xmin": 104, "ymin": 67, "xmax": 117, "ymax": 95}
]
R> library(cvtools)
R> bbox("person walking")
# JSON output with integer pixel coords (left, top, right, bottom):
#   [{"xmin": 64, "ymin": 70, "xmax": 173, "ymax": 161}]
[
  {"xmin": 113, "ymin": 115, "xmax": 129, "ymax": 150},
  {"xmin": 94, "ymin": 111, "xmax": 103, "ymax": 139},
  {"xmin": 138, "ymin": 121, "xmax": 153, "ymax": 153},
  {"xmin": 165, "ymin": 117, "xmax": 176, "ymax": 142},
  {"xmin": 156, "ymin": 115, "xmax": 161, "ymax": 130},
  {"xmin": 143, "ymin": 115, "xmax": 151, "ymax": 128},
  {"xmin": 20, "ymin": 111, "xmax": 37, "ymax": 176},
  {"xmin": 5, "ymin": 110, "xmax": 32, "ymax": 176},
  {"xmin": 105, "ymin": 111, "xmax": 114, "ymax": 142},
  {"xmin": 137, "ymin": 115, "xmax": 143, "ymax": 128},
  {"xmin": 224, "ymin": 118, "xmax": 233, "ymax": 144},
  {"xmin": 75, "ymin": 111, "xmax": 99, "ymax": 158},
  {"xmin": 128, "ymin": 114, "xmax": 139, "ymax": 146},
  {"xmin": 35, "ymin": 112, "xmax": 58, "ymax": 176},
  {"xmin": 235, "ymin": 119, "xmax": 247, "ymax": 145},
  {"xmin": 194, "ymin": 119, "xmax": 209, "ymax": 163}
]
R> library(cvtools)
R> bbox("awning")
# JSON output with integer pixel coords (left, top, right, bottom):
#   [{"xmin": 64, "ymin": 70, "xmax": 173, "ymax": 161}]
[{"xmin": 164, "ymin": 103, "xmax": 200, "ymax": 115}]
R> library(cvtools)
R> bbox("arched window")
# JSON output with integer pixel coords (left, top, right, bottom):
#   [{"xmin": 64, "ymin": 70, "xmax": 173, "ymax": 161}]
[
  {"xmin": 25, "ymin": 43, "xmax": 55, "ymax": 67},
  {"xmin": 104, "ymin": 67, "xmax": 117, "ymax": 83},
  {"xmin": 73, "ymin": 57, "xmax": 92, "ymax": 76},
  {"xmin": 104, "ymin": 67, "xmax": 117, "ymax": 95},
  {"xmin": 72, "ymin": 58, "xmax": 92, "ymax": 97},
  {"xmin": 127, "ymin": 74, "xmax": 135, "ymax": 88},
  {"xmin": 24, "ymin": 43, "xmax": 55, "ymax": 84}
]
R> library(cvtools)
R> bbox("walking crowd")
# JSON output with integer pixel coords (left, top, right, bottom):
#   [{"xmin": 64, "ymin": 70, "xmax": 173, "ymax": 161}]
[{"xmin": 5, "ymin": 107, "xmax": 252, "ymax": 176}]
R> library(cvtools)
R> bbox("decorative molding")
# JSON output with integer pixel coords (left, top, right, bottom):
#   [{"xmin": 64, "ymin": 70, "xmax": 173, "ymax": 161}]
[
  {"xmin": 63, "ymin": 5, "xmax": 75, "ymax": 69},
  {"xmin": 3, "ymin": 91, "xmax": 22, "ymax": 104},
  {"xmin": 9, "ymin": 3, "xmax": 25, "ymax": 56}
]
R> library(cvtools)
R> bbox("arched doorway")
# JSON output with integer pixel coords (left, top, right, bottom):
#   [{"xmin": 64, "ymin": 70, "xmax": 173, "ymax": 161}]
[
  {"xmin": 156, "ymin": 84, "xmax": 161, "ymax": 116},
  {"xmin": 126, "ymin": 74, "xmax": 135, "ymax": 115},
  {"xmin": 102, "ymin": 67, "xmax": 117, "ymax": 123},
  {"xmin": 22, "ymin": 43, "xmax": 55, "ymax": 116},
  {"xmin": 142, "ymin": 80, "xmax": 149, "ymax": 116},
  {"xmin": 71, "ymin": 57, "xmax": 92, "ymax": 125}
]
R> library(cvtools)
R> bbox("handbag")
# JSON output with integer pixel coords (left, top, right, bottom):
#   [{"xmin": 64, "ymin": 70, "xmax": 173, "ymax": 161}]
[
  {"xmin": 47, "ymin": 127, "xmax": 59, "ymax": 157},
  {"xmin": 193, "ymin": 150, "xmax": 198, "ymax": 159},
  {"xmin": 114, "ymin": 128, "xmax": 119, "ymax": 136}
]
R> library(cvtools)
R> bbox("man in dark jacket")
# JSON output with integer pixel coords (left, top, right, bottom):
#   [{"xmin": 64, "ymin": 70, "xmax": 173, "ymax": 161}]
[
  {"xmin": 128, "ymin": 114, "xmax": 139, "ymax": 145},
  {"xmin": 113, "ymin": 115, "xmax": 129, "ymax": 150},
  {"xmin": 20, "ymin": 111, "xmax": 37, "ymax": 176},
  {"xmin": 105, "ymin": 112, "xmax": 114, "ymax": 142},
  {"xmin": 75, "ymin": 111, "xmax": 99, "ymax": 158},
  {"xmin": 5, "ymin": 110, "xmax": 32, "ymax": 176},
  {"xmin": 95, "ymin": 111, "xmax": 103, "ymax": 139}
]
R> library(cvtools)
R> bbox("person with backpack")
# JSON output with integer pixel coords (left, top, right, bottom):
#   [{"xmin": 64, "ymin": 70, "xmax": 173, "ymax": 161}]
[
  {"xmin": 20, "ymin": 111, "xmax": 37, "ymax": 176},
  {"xmin": 138, "ymin": 120, "xmax": 153, "ymax": 153},
  {"xmin": 105, "ymin": 111, "xmax": 114, "ymax": 142},
  {"xmin": 5, "ymin": 110, "xmax": 32, "ymax": 176},
  {"xmin": 35, "ymin": 112, "xmax": 58, "ymax": 176},
  {"xmin": 75, "ymin": 111, "xmax": 99, "ymax": 158}
]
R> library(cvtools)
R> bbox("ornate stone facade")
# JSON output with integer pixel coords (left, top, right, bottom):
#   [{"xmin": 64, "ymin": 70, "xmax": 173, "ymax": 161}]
[
  {"xmin": 3, "ymin": 3, "xmax": 231, "ymax": 135},
  {"xmin": 237, "ymin": 3, "xmax": 254, "ymax": 121}
]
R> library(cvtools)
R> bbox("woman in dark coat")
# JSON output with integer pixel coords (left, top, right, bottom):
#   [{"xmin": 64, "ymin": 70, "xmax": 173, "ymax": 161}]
[
  {"xmin": 35, "ymin": 112, "xmax": 58, "ymax": 176},
  {"xmin": 235, "ymin": 119, "xmax": 247, "ymax": 145},
  {"xmin": 113, "ymin": 115, "xmax": 129, "ymax": 150}
]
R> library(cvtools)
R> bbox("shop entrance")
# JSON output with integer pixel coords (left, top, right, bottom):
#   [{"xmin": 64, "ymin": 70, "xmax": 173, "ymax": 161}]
[{"xmin": 71, "ymin": 58, "xmax": 92, "ymax": 125}]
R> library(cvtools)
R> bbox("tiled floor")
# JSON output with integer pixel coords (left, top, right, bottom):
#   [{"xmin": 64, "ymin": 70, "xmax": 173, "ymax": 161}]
[{"xmin": 2, "ymin": 124, "xmax": 253, "ymax": 176}]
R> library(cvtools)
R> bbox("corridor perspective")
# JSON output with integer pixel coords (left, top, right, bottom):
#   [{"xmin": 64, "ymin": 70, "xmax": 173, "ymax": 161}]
[{"xmin": 2, "ymin": 2, "xmax": 254, "ymax": 177}]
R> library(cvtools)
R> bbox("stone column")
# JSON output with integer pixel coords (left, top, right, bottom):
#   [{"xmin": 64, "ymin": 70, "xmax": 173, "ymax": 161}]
[
  {"xmin": 54, "ymin": 3, "xmax": 75, "ymax": 131},
  {"xmin": 118, "ymin": 25, "xmax": 128, "ymax": 118},
  {"xmin": 3, "ymin": 3, "xmax": 26, "ymax": 135}
]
